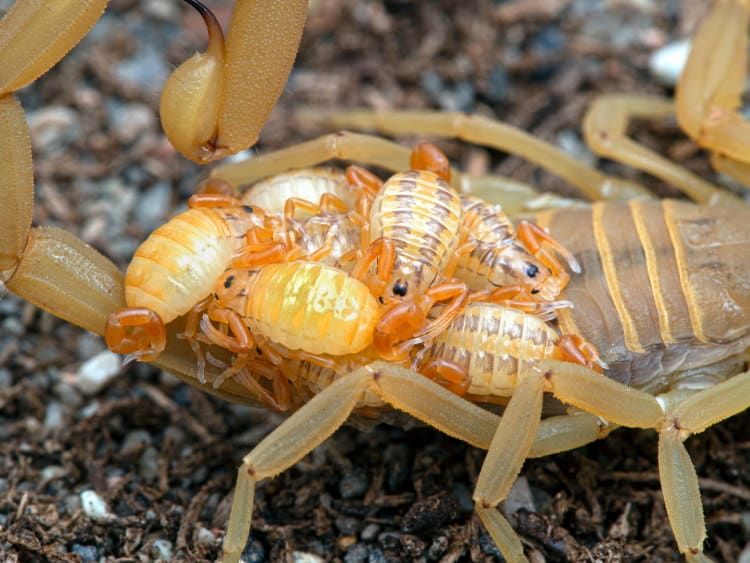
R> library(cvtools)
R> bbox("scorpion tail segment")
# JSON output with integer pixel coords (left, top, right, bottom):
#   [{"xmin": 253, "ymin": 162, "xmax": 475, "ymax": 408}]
[
  {"xmin": 0, "ymin": 0, "xmax": 108, "ymax": 95},
  {"xmin": 160, "ymin": 0, "xmax": 226, "ymax": 164},
  {"xmin": 517, "ymin": 220, "xmax": 581, "ymax": 275},
  {"xmin": 558, "ymin": 334, "xmax": 607, "ymax": 374},
  {"xmin": 104, "ymin": 308, "xmax": 167, "ymax": 363},
  {"xmin": 0, "ymin": 96, "xmax": 33, "ymax": 280},
  {"xmin": 410, "ymin": 141, "xmax": 452, "ymax": 182}
]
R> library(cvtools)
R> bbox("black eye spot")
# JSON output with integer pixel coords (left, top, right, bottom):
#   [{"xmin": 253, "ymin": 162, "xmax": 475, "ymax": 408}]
[
  {"xmin": 392, "ymin": 281, "xmax": 408, "ymax": 297},
  {"xmin": 224, "ymin": 275, "xmax": 235, "ymax": 288},
  {"xmin": 526, "ymin": 264, "xmax": 539, "ymax": 278},
  {"xmin": 531, "ymin": 288, "xmax": 540, "ymax": 295},
  {"xmin": 378, "ymin": 296, "xmax": 385, "ymax": 304},
  {"xmin": 242, "ymin": 205, "xmax": 254, "ymax": 213}
]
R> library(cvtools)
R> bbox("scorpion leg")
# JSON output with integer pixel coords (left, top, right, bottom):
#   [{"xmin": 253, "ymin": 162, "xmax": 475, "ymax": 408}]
[
  {"xmin": 582, "ymin": 94, "xmax": 736, "ymax": 205},
  {"xmin": 315, "ymin": 110, "xmax": 652, "ymax": 202},
  {"xmin": 676, "ymin": 0, "xmax": 750, "ymax": 175},
  {"xmin": 211, "ymin": 132, "xmax": 415, "ymax": 188},
  {"xmin": 539, "ymin": 359, "xmax": 750, "ymax": 560}
]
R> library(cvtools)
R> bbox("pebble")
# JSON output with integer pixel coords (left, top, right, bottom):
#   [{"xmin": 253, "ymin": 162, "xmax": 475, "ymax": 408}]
[
  {"xmin": 115, "ymin": 44, "xmax": 170, "ymax": 91},
  {"xmin": 339, "ymin": 468, "xmax": 370, "ymax": 499},
  {"xmin": 43, "ymin": 401, "xmax": 67, "ymax": 432},
  {"xmin": 336, "ymin": 516, "xmax": 360, "ymax": 535},
  {"xmin": 26, "ymin": 106, "xmax": 80, "ymax": 155},
  {"xmin": 0, "ymin": 368, "xmax": 12, "ymax": 389},
  {"xmin": 152, "ymin": 538, "xmax": 173, "ymax": 561},
  {"xmin": 487, "ymin": 64, "xmax": 510, "ymax": 103},
  {"xmin": 366, "ymin": 548, "xmax": 387, "ymax": 563},
  {"xmin": 360, "ymin": 523, "xmax": 380, "ymax": 541},
  {"xmin": 649, "ymin": 39, "xmax": 690, "ymax": 87},
  {"xmin": 196, "ymin": 527, "xmax": 216, "ymax": 547},
  {"xmin": 81, "ymin": 490, "xmax": 115, "ymax": 523},
  {"xmin": 344, "ymin": 543, "xmax": 369, "ymax": 563},
  {"xmin": 2, "ymin": 317, "xmax": 24, "ymax": 337},
  {"xmin": 134, "ymin": 181, "xmax": 172, "ymax": 231},
  {"xmin": 503, "ymin": 476, "xmax": 537, "ymax": 518},
  {"xmin": 139, "ymin": 446, "xmax": 161, "ymax": 481},
  {"xmin": 53, "ymin": 380, "xmax": 84, "ymax": 408},
  {"xmin": 110, "ymin": 102, "xmax": 156, "ymax": 145},
  {"xmin": 121, "ymin": 430, "xmax": 153, "ymax": 453},
  {"xmin": 71, "ymin": 544, "xmax": 99, "ymax": 562},
  {"xmin": 291, "ymin": 553, "xmax": 324, "ymax": 563},
  {"xmin": 76, "ymin": 350, "xmax": 122, "ymax": 396}
]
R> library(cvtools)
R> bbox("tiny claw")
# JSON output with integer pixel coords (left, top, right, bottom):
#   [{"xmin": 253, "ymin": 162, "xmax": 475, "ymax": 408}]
[{"xmin": 105, "ymin": 307, "xmax": 167, "ymax": 363}]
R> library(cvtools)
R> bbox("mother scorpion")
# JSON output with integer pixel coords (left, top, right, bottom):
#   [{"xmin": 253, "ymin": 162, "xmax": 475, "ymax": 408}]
[{"xmin": 2, "ymin": 1, "xmax": 750, "ymax": 562}]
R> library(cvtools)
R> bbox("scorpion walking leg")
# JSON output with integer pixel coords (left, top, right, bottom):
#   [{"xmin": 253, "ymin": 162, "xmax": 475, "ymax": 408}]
[
  {"xmin": 211, "ymin": 132, "xmax": 415, "ymax": 188},
  {"xmin": 676, "ymin": 0, "xmax": 750, "ymax": 174},
  {"xmin": 541, "ymin": 359, "xmax": 750, "ymax": 560},
  {"xmin": 583, "ymin": 95, "xmax": 736, "ymax": 205},
  {"xmin": 317, "ymin": 110, "xmax": 652, "ymax": 202}
]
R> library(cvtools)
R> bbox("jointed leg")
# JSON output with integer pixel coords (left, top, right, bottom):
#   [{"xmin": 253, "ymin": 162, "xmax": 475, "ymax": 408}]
[{"xmin": 583, "ymin": 95, "xmax": 736, "ymax": 205}]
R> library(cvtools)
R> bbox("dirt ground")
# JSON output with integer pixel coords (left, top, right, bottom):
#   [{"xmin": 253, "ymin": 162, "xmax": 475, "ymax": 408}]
[{"xmin": 1, "ymin": 0, "xmax": 750, "ymax": 561}]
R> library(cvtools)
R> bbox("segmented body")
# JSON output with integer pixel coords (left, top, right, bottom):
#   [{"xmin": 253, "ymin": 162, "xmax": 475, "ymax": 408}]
[
  {"xmin": 427, "ymin": 302, "xmax": 565, "ymax": 397},
  {"xmin": 457, "ymin": 194, "xmax": 564, "ymax": 301},
  {"xmin": 125, "ymin": 205, "xmax": 264, "ymax": 323},
  {"xmin": 213, "ymin": 261, "xmax": 380, "ymax": 355},
  {"xmin": 369, "ymin": 169, "xmax": 463, "ymax": 297},
  {"xmin": 537, "ymin": 199, "xmax": 750, "ymax": 393},
  {"xmin": 240, "ymin": 168, "xmax": 355, "ymax": 214}
]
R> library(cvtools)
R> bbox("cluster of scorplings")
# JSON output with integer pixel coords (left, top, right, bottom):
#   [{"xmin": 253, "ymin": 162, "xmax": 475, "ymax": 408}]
[{"xmin": 105, "ymin": 143, "xmax": 605, "ymax": 412}]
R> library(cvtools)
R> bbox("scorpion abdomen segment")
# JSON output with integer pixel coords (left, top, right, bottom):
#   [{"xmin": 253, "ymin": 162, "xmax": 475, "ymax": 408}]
[{"xmin": 537, "ymin": 200, "xmax": 750, "ymax": 391}]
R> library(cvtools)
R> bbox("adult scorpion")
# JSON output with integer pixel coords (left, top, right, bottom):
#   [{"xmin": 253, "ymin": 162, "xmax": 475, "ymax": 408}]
[{"xmin": 1, "ymin": 1, "xmax": 749, "ymax": 562}]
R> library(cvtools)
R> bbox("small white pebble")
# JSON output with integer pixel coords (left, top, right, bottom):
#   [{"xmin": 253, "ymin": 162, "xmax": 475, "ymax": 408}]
[
  {"xmin": 291, "ymin": 553, "xmax": 324, "ymax": 563},
  {"xmin": 80, "ymin": 490, "xmax": 115, "ymax": 523},
  {"xmin": 43, "ymin": 401, "xmax": 67, "ymax": 432},
  {"xmin": 649, "ymin": 39, "xmax": 690, "ymax": 87},
  {"xmin": 76, "ymin": 351, "xmax": 122, "ymax": 396},
  {"xmin": 502, "ymin": 476, "xmax": 537, "ymax": 519},
  {"xmin": 196, "ymin": 527, "xmax": 217, "ymax": 547},
  {"xmin": 152, "ymin": 538, "xmax": 173, "ymax": 561},
  {"xmin": 40, "ymin": 465, "xmax": 67, "ymax": 482}
]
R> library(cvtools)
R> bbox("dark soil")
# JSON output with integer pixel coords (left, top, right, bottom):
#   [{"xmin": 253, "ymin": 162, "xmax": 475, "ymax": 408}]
[{"xmin": 2, "ymin": 0, "xmax": 749, "ymax": 562}]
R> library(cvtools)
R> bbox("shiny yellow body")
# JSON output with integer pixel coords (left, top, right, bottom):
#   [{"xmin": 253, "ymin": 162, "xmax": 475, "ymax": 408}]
[
  {"xmin": 369, "ymin": 169, "xmax": 463, "ymax": 294},
  {"xmin": 125, "ymin": 206, "xmax": 262, "ymax": 324},
  {"xmin": 215, "ymin": 261, "xmax": 380, "ymax": 355}
]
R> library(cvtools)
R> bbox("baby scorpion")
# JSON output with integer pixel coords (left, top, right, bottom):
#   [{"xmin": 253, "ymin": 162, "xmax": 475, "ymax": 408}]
[
  {"xmin": 347, "ymin": 142, "xmax": 578, "ymax": 360},
  {"xmin": 104, "ymin": 187, "xmax": 270, "ymax": 363}
]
